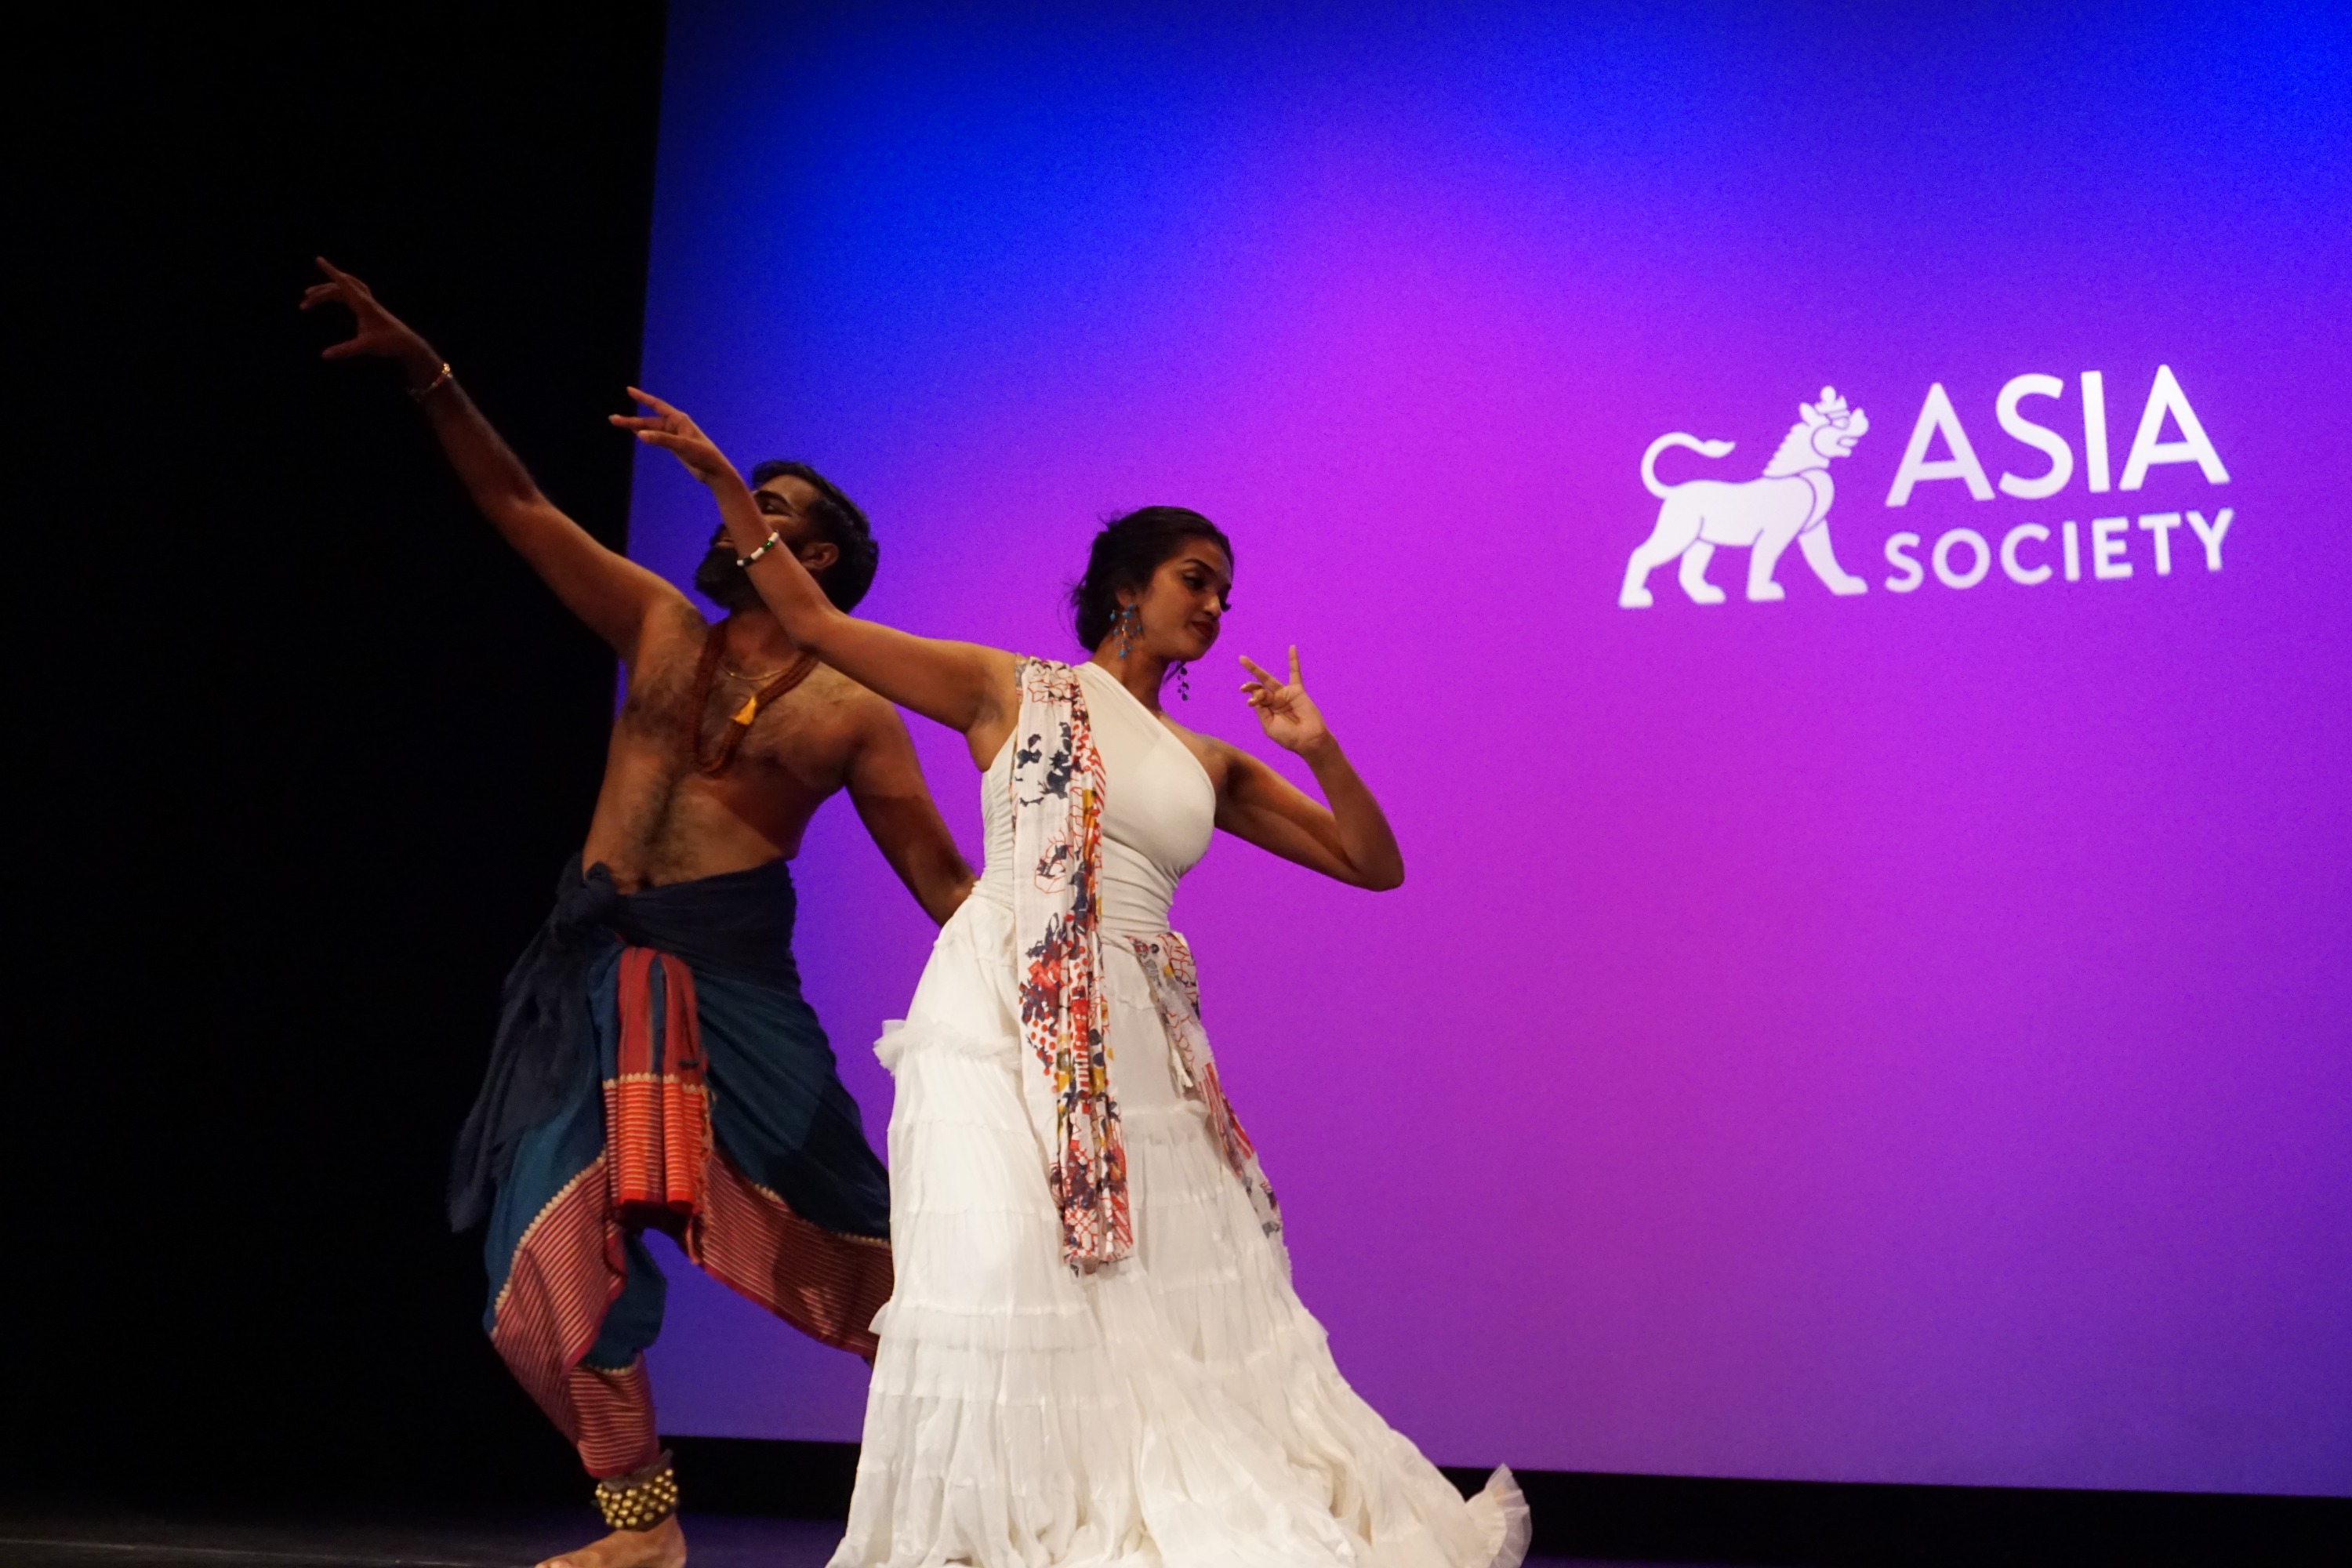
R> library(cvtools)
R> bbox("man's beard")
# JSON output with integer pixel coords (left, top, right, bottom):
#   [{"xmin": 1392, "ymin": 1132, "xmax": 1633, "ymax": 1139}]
[{"xmin": 694, "ymin": 543, "xmax": 762, "ymax": 611}]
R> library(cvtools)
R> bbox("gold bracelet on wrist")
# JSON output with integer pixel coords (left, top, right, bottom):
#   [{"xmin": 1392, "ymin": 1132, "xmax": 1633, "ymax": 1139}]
[{"xmin": 407, "ymin": 361, "xmax": 454, "ymax": 403}]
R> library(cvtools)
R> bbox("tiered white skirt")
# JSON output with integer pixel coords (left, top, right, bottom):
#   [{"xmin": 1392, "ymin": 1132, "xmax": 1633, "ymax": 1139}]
[{"xmin": 827, "ymin": 896, "xmax": 1529, "ymax": 1568}]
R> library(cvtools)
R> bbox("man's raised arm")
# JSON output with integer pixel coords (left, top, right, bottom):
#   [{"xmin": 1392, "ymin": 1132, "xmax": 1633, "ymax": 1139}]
[{"xmin": 302, "ymin": 257, "xmax": 680, "ymax": 662}]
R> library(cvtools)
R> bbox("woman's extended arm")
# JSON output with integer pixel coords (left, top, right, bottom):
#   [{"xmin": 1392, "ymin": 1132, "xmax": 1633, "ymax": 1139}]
[
  {"xmin": 1212, "ymin": 648, "xmax": 1404, "ymax": 891},
  {"xmin": 616, "ymin": 391, "xmax": 1019, "ymax": 762}
]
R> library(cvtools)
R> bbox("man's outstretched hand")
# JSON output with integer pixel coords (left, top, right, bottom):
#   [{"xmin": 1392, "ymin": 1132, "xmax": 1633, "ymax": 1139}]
[{"xmin": 300, "ymin": 257, "xmax": 441, "ymax": 385}]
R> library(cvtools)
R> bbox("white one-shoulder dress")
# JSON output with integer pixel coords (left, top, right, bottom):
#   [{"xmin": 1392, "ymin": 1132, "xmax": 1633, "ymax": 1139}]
[{"xmin": 830, "ymin": 662, "xmax": 1528, "ymax": 1568}]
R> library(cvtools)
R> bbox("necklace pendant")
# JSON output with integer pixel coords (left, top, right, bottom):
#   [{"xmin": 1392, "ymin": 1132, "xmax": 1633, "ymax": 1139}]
[{"xmin": 733, "ymin": 695, "xmax": 760, "ymax": 726}]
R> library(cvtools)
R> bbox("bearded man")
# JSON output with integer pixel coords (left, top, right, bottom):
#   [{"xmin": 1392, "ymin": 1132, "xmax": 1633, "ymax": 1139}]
[{"xmin": 304, "ymin": 260, "xmax": 970, "ymax": 1568}]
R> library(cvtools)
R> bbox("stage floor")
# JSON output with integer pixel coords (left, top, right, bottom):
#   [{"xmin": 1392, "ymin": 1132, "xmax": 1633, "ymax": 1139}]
[{"xmin": 0, "ymin": 1504, "xmax": 1708, "ymax": 1568}]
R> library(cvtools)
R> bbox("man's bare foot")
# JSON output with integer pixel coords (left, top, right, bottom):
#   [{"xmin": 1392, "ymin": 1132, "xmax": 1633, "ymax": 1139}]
[{"xmin": 535, "ymin": 1513, "xmax": 687, "ymax": 1568}]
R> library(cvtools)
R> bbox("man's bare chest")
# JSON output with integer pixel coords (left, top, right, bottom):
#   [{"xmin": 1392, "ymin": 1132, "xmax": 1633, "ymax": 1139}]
[{"xmin": 616, "ymin": 648, "xmax": 847, "ymax": 796}]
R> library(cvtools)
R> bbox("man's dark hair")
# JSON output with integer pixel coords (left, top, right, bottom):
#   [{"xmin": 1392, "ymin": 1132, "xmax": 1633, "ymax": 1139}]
[
  {"xmin": 750, "ymin": 459, "xmax": 879, "ymax": 612},
  {"xmin": 1069, "ymin": 506, "xmax": 1233, "ymax": 649}
]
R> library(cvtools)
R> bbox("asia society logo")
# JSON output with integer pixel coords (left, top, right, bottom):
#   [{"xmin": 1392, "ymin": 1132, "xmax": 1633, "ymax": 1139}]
[{"xmin": 1617, "ymin": 368, "xmax": 2231, "ymax": 608}]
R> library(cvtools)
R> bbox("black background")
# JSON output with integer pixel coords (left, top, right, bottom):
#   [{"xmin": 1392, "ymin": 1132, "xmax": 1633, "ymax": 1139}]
[{"xmin": 20, "ymin": 5, "xmax": 669, "ymax": 1505}]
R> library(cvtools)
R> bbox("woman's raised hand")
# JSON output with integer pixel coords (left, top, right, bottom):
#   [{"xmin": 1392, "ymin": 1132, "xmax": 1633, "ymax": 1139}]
[
  {"xmin": 1240, "ymin": 647, "xmax": 1330, "ymax": 754},
  {"xmin": 300, "ymin": 257, "xmax": 437, "ymax": 376},
  {"xmin": 609, "ymin": 388, "xmax": 743, "ymax": 491}
]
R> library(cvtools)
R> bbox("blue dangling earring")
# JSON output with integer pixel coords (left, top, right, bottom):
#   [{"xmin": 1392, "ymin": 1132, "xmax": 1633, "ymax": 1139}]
[
  {"xmin": 1116, "ymin": 604, "xmax": 1138, "ymax": 659},
  {"xmin": 1174, "ymin": 660, "xmax": 1189, "ymax": 701}
]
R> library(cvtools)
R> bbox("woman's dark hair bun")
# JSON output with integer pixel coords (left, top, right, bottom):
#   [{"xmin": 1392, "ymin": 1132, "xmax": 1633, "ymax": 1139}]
[{"xmin": 1069, "ymin": 506, "xmax": 1233, "ymax": 650}]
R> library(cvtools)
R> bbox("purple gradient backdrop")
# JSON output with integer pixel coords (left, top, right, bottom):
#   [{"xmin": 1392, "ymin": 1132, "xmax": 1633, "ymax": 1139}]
[{"xmin": 626, "ymin": 2, "xmax": 2351, "ymax": 1493}]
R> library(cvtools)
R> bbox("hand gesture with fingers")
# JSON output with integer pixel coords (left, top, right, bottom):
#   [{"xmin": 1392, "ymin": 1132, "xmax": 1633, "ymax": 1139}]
[
  {"xmin": 609, "ymin": 387, "xmax": 742, "ymax": 491},
  {"xmin": 299, "ymin": 256, "xmax": 438, "ymax": 379},
  {"xmin": 1240, "ymin": 646, "xmax": 1329, "ymax": 755}
]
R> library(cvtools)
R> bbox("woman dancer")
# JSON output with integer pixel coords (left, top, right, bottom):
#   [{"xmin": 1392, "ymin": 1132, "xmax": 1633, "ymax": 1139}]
[{"xmin": 621, "ymin": 391, "xmax": 1529, "ymax": 1568}]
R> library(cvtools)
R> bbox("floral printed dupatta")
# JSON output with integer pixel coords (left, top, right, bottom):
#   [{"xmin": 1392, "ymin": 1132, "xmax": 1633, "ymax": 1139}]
[
  {"xmin": 1124, "ymin": 932, "xmax": 1282, "ymax": 1243},
  {"xmin": 1010, "ymin": 659, "xmax": 1132, "ymax": 1269}
]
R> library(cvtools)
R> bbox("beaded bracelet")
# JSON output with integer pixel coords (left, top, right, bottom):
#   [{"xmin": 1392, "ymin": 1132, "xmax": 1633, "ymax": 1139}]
[{"xmin": 736, "ymin": 529, "xmax": 784, "ymax": 568}]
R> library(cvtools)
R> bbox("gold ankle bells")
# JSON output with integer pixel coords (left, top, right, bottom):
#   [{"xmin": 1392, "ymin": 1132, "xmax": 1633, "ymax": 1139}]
[{"xmin": 594, "ymin": 1452, "xmax": 680, "ymax": 1531}]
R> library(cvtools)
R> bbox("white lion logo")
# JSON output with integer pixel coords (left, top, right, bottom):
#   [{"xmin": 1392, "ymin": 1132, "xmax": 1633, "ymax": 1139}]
[{"xmin": 1619, "ymin": 387, "xmax": 1872, "ymax": 608}]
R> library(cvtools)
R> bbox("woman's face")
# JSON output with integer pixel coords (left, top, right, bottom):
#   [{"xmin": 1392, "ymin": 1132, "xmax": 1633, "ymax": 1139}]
[{"xmin": 1126, "ymin": 539, "xmax": 1232, "ymax": 664}]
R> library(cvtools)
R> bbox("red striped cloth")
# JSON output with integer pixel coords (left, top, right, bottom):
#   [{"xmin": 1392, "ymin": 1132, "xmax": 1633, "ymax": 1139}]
[
  {"xmin": 609, "ymin": 947, "xmax": 708, "ymax": 1227},
  {"xmin": 690, "ymin": 1156, "xmax": 891, "ymax": 1360},
  {"xmin": 487, "ymin": 932, "xmax": 894, "ymax": 1475},
  {"xmin": 489, "ymin": 1158, "xmax": 625, "ymax": 1437}
]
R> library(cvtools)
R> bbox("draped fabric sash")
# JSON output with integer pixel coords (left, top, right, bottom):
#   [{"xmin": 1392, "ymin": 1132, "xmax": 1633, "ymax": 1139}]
[
  {"xmin": 607, "ymin": 946, "xmax": 710, "ymax": 1229},
  {"xmin": 1009, "ymin": 659, "xmax": 1131, "ymax": 1269},
  {"xmin": 1123, "ymin": 932, "xmax": 1281, "ymax": 1240},
  {"xmin": 450, "ymin": 862, "xmax": 622, "ymax": 1231}
]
